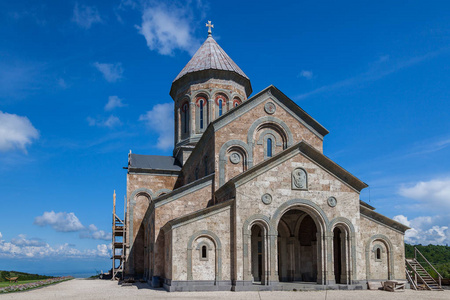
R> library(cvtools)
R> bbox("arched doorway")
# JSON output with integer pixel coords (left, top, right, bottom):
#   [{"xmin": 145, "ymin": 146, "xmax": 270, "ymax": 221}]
[
  {"xmin": 250, "ymin": 223, "xmax": 268, "ymax": 284},
  {"xmin": 277, "ymin": 209, "xmax": 324, "ymax": 283}
]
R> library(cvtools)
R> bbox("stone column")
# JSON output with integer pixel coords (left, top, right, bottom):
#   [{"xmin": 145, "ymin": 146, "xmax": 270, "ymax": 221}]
[
  {"xmin": 208, "ymin": 98, "xmax": 214, "ymax": 124},
  {"xmin": 189, "ymin": 102, "xmax": 195, "ymax": 135}
]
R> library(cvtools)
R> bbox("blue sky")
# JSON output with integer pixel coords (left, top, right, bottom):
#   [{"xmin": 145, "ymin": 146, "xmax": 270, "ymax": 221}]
[{"xmin": 1, "ymin": 0, "xmax": 449, "ymax": 276}]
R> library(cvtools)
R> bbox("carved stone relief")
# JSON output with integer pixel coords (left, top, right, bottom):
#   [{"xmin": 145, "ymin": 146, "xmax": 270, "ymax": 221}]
[
  {"xmin": 327, "ymin": 196, "xmax": 337, "ymax": 207},
  {"xmin": 261, "ymin": 193, "xmax": 272, "ymax": 205},
  {"xmin": 292, "ymin": 168, "xmax": 307, "ymax": 190},
  {"xmin": 229, "ymin": 152, "xmax": 241, "ymax": 164},
  {"xmin": 264, "ymin": 102, "xmax": 276, "ymax": 114}
]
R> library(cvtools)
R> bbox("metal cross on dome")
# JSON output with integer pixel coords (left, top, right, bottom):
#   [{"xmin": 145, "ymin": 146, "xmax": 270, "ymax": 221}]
[{"xmin": 206, "ymin": 20, "xmax": 214, "ymax": 36}]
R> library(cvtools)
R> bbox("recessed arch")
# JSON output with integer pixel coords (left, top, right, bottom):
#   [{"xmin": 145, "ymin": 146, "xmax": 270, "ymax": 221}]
[
  {"xmin": 218, "ymin": 140, "xmax": 253, "ymax": 186},
  {"xmin": 247, "ymin": 116, "xmax": 293, "ymax": 153},
  {"xmin": 187, "ymin": 230, "xmax": 222, "ymax": 281},
  {"xmin": 329, "ymin": 217, "xmax": 357, "ymax": 282},
  {"xmin": 365, "ymin": 234, "xmax": 394, "ymax": 280}
]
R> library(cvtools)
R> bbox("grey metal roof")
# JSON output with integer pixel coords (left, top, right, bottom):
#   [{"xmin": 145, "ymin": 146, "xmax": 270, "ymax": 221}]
[
  {"xmin": 173, "ymin": 36, "xmax": 249, "ymax": 82},
  {"xmin": 129, "ymin": 154, "xmax": 181, "ymax": 171}
]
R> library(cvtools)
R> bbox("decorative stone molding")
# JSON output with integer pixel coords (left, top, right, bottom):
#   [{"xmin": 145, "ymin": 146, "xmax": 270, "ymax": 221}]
[
  {"xmin": 229, "ymin": 152, "xmax": 241, "ymax": 164},
  {"xmin": 218, "ymin": 140, "xmax": 253, "ymax": 186},
  {"xmin": 247, "ymin": 116, "xmax": 293, "ymax": 150},
  {"xmin": 327, "ymin": 196, "xmax": 337, "ymax": 207},
  {"xmin": 261, "ymin": 193, "xmax": 272, "ymax": 205},
  {"xmin": 264, "ymin": 102, "xmax": 276, "ymax": 114},
  {"xmin": 292, "ymin": 168, "xmax": 308, "ymax": 190}
]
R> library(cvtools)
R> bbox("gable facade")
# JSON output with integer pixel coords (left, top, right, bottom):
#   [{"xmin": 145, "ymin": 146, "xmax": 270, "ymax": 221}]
[{"xmin": 122, "ymin": 33, "xmax": 409, "ymax": 292}]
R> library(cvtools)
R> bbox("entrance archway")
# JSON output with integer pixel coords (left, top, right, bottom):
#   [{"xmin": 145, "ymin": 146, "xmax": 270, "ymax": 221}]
[{"xmin": 276, "ymin": 209, "xmax": 324, "ymax": 284}]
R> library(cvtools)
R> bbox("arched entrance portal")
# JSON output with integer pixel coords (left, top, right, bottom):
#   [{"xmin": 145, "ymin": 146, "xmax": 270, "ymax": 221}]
[{"xmin": 277, "ymin": 209, "xmax": 323, "ymax": 283}]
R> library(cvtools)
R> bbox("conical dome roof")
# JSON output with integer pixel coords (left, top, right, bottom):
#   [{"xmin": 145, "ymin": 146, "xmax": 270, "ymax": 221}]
[{"xmin": 170, "ymin": 35, "xmax": 252, "ymax": 98}]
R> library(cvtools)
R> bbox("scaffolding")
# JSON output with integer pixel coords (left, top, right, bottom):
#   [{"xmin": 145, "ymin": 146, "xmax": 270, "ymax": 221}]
[{"xmin": 112, "ymin": 190, "xmax": 127, "ymax": 280}]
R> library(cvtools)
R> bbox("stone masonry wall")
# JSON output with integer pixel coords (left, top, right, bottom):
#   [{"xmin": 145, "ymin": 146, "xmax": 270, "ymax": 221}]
[
  {"xmin": 359, "ymin": 215, "xmax": 406, "ymax": 280},
  {"xmin": 233, "ymin": 152, "xmax": 361, "ymax": 282},
  {"xmin": 169, "ymin": 206, "xmax": 231, "ymax": 281},
  {"xmin": 214, "ymin": 96, "xmax": 324, "ymax": 191},
  {"xmin": 151, "ymin": 183, "xmax": 213, "ymax": 277}
]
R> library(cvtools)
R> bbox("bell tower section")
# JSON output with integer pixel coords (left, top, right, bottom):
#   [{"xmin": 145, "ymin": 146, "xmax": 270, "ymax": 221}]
[{"xmin": 170, "ymin": 24, "xmax": 252, "ymax": 165}]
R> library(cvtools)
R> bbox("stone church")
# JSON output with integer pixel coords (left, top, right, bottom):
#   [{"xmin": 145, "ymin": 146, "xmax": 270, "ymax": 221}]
[{"xmin": 123, "ymin": 26, "xmax": 409, "ymax": 291}]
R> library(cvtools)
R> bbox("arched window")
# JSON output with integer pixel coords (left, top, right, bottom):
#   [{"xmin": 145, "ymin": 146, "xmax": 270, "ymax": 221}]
[
  {"xmin": 201, "ymin": 245, "xmax": 207, "ymax": 259},
  {"xmin": 267, "ymin": 138, "xmax": 273, "ymax": 157},
  {"xmin": 218, "ymin": 99, "xmax": 223, "ymax": 116},
  {"xmin": 235, "ymin": 102, "xmax": 239, "ymax": 107},
  {"xmin": 182, "ymin": 102, "xmax": 189, "ymax": 133},
  {"xmin": 199, "ymin": 100, "xmax": 204, "ymax": 129},
  {"xmin": 376, "ymin": 248, "xmax": 381, "ymax": 260}
]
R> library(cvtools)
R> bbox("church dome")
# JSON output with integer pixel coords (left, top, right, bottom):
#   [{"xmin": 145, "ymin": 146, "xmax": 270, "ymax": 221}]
[{"xmin": 170, "ymin": 34, "xmax": 252, "ymax": 99}]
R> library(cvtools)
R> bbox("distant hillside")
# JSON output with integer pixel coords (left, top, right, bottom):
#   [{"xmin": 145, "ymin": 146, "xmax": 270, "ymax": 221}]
[
  {"xmin": 406, "ymin": 244, "xmax": 450, "ymax": 278},
  {"xmin": 0, "ymin": 270, "xmax": 54, "ymax": 282}
]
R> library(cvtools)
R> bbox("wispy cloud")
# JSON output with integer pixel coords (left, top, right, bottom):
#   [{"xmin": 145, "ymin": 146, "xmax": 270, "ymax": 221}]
[
  {"xmin": 0, "ymin": 111, "xmax": 39, "ymax": 153},
  {"xmin": 295, "ymin": 49, "xmax": 448, "ymax": 100},
  {"xmin": 105, "ymin": 96, "xmax": 126, "ymax": 111},
  {"xmin": 93, "ymin": 62, "xmax": 123, "ymax": 82},
  {"xmin": 87, "ymin": 115, "xmax": 122, "ymax": 128},
  {"xmin": 72, "ymin": 3, "xmax": 103, "ymax": 29},
  {"xmin": 139, "ymin": 103, "xmax": 173, "ymax": 149},
  {"xmin": 298, "ymin": 70, "xmax": 313, "ymax": 80},
  {"xmin": 135, "ymin": 2, "xmax": 202, "ymax": 55}
]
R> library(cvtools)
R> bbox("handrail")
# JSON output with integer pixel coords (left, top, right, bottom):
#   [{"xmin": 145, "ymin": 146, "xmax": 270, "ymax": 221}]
[
  {"xmin": 406, "ymin": 259, "xmax": 432, "ymax": 290},
  {"xmin": 415, "ymin": 247, "xmax": 443, "ymax": 288},
  {"xmin": 405, "ymin": 268, "xmax": 417, "ymax": 290}
]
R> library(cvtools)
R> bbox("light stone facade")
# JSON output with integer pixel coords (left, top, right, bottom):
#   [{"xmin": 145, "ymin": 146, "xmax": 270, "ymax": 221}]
[{"xmin": 122, "ymin": 34, "xmax": 409, "ymax": 292}]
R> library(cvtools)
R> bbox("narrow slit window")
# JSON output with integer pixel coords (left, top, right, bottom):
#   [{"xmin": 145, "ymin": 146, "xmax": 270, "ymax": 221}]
[
  {"xmin": 376, "ymin": 248, "xmax": 381, "ymax": 260},
  {"xmin": 199, "ymin": 100, "xmax": 204, "ymax": 129},
  {"xmin": 183, "ymin": 103, "xmax": 188, "ymax": 133},
  {"xmin": 219, "ymin": 99, "xmax": 223, "ymax": 116},
  {"xmin": 201, "ymin": 245, "xmax": 207, "ymax": 259},
  {"xmin": 267, "ymin": 138, "xmax": 273, "ymax": 157},
  {"xmin": 204, "ymin": 156, "xmax": 208, "ymax": 175}
]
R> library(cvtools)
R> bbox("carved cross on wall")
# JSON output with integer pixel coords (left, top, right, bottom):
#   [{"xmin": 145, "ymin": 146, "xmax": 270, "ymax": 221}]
[{"xmin": 206, "ymin": 20, "xmax": 214, "ymax": 35}]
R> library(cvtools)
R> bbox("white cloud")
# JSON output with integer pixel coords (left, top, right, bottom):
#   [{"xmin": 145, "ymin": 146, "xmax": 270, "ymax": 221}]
[
  {"xmin": 0, "ymin": 234, "xmax": 111, "ymax": 259},
  {"xmin": 298, "ymin": 70, "xmax": 313, "ymax": 80},
  {"xmin": 93, "ymin": 62, "xmax": 123, "ymax": 82},
  {"xmin": 87, "ymin": 115, "xmax": 122, "ymax": 128},
  {"xmin": 34, "ymin": 211, "xmax": 85, "ymax": 232},
  {"xmin": 399, "ymin": 178, "xmax": 450, "ymax": 210},
  {"xmin": 0, "ymin": 111, "xmax": 39, "ymax": 153},
  {"xmin": 394, "ymin": 215, "xmax": 450, "ymax": 245},
  {"xmin": 105, "ymin": 96, "xmax": 126, "ymax": 111},
  {"xmin": 79, "ymin": 224, "xmax": 112, "ymax": 241},
  {"xmin": 136, "ymin": 3, "xmax": 201, "ymax": 55},
  {"xmin": 72, "ymin": 3, "xmax": 102, "ymax": 29},
  {"xmin": 139, "ymin": 103, "xmax": 174, "ymax": 150}
]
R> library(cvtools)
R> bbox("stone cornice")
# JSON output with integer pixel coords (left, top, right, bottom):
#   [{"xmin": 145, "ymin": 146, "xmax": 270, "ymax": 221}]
[{"xmin": 360, "ymin": 205, "xmax": 410, "ymax": 234}]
